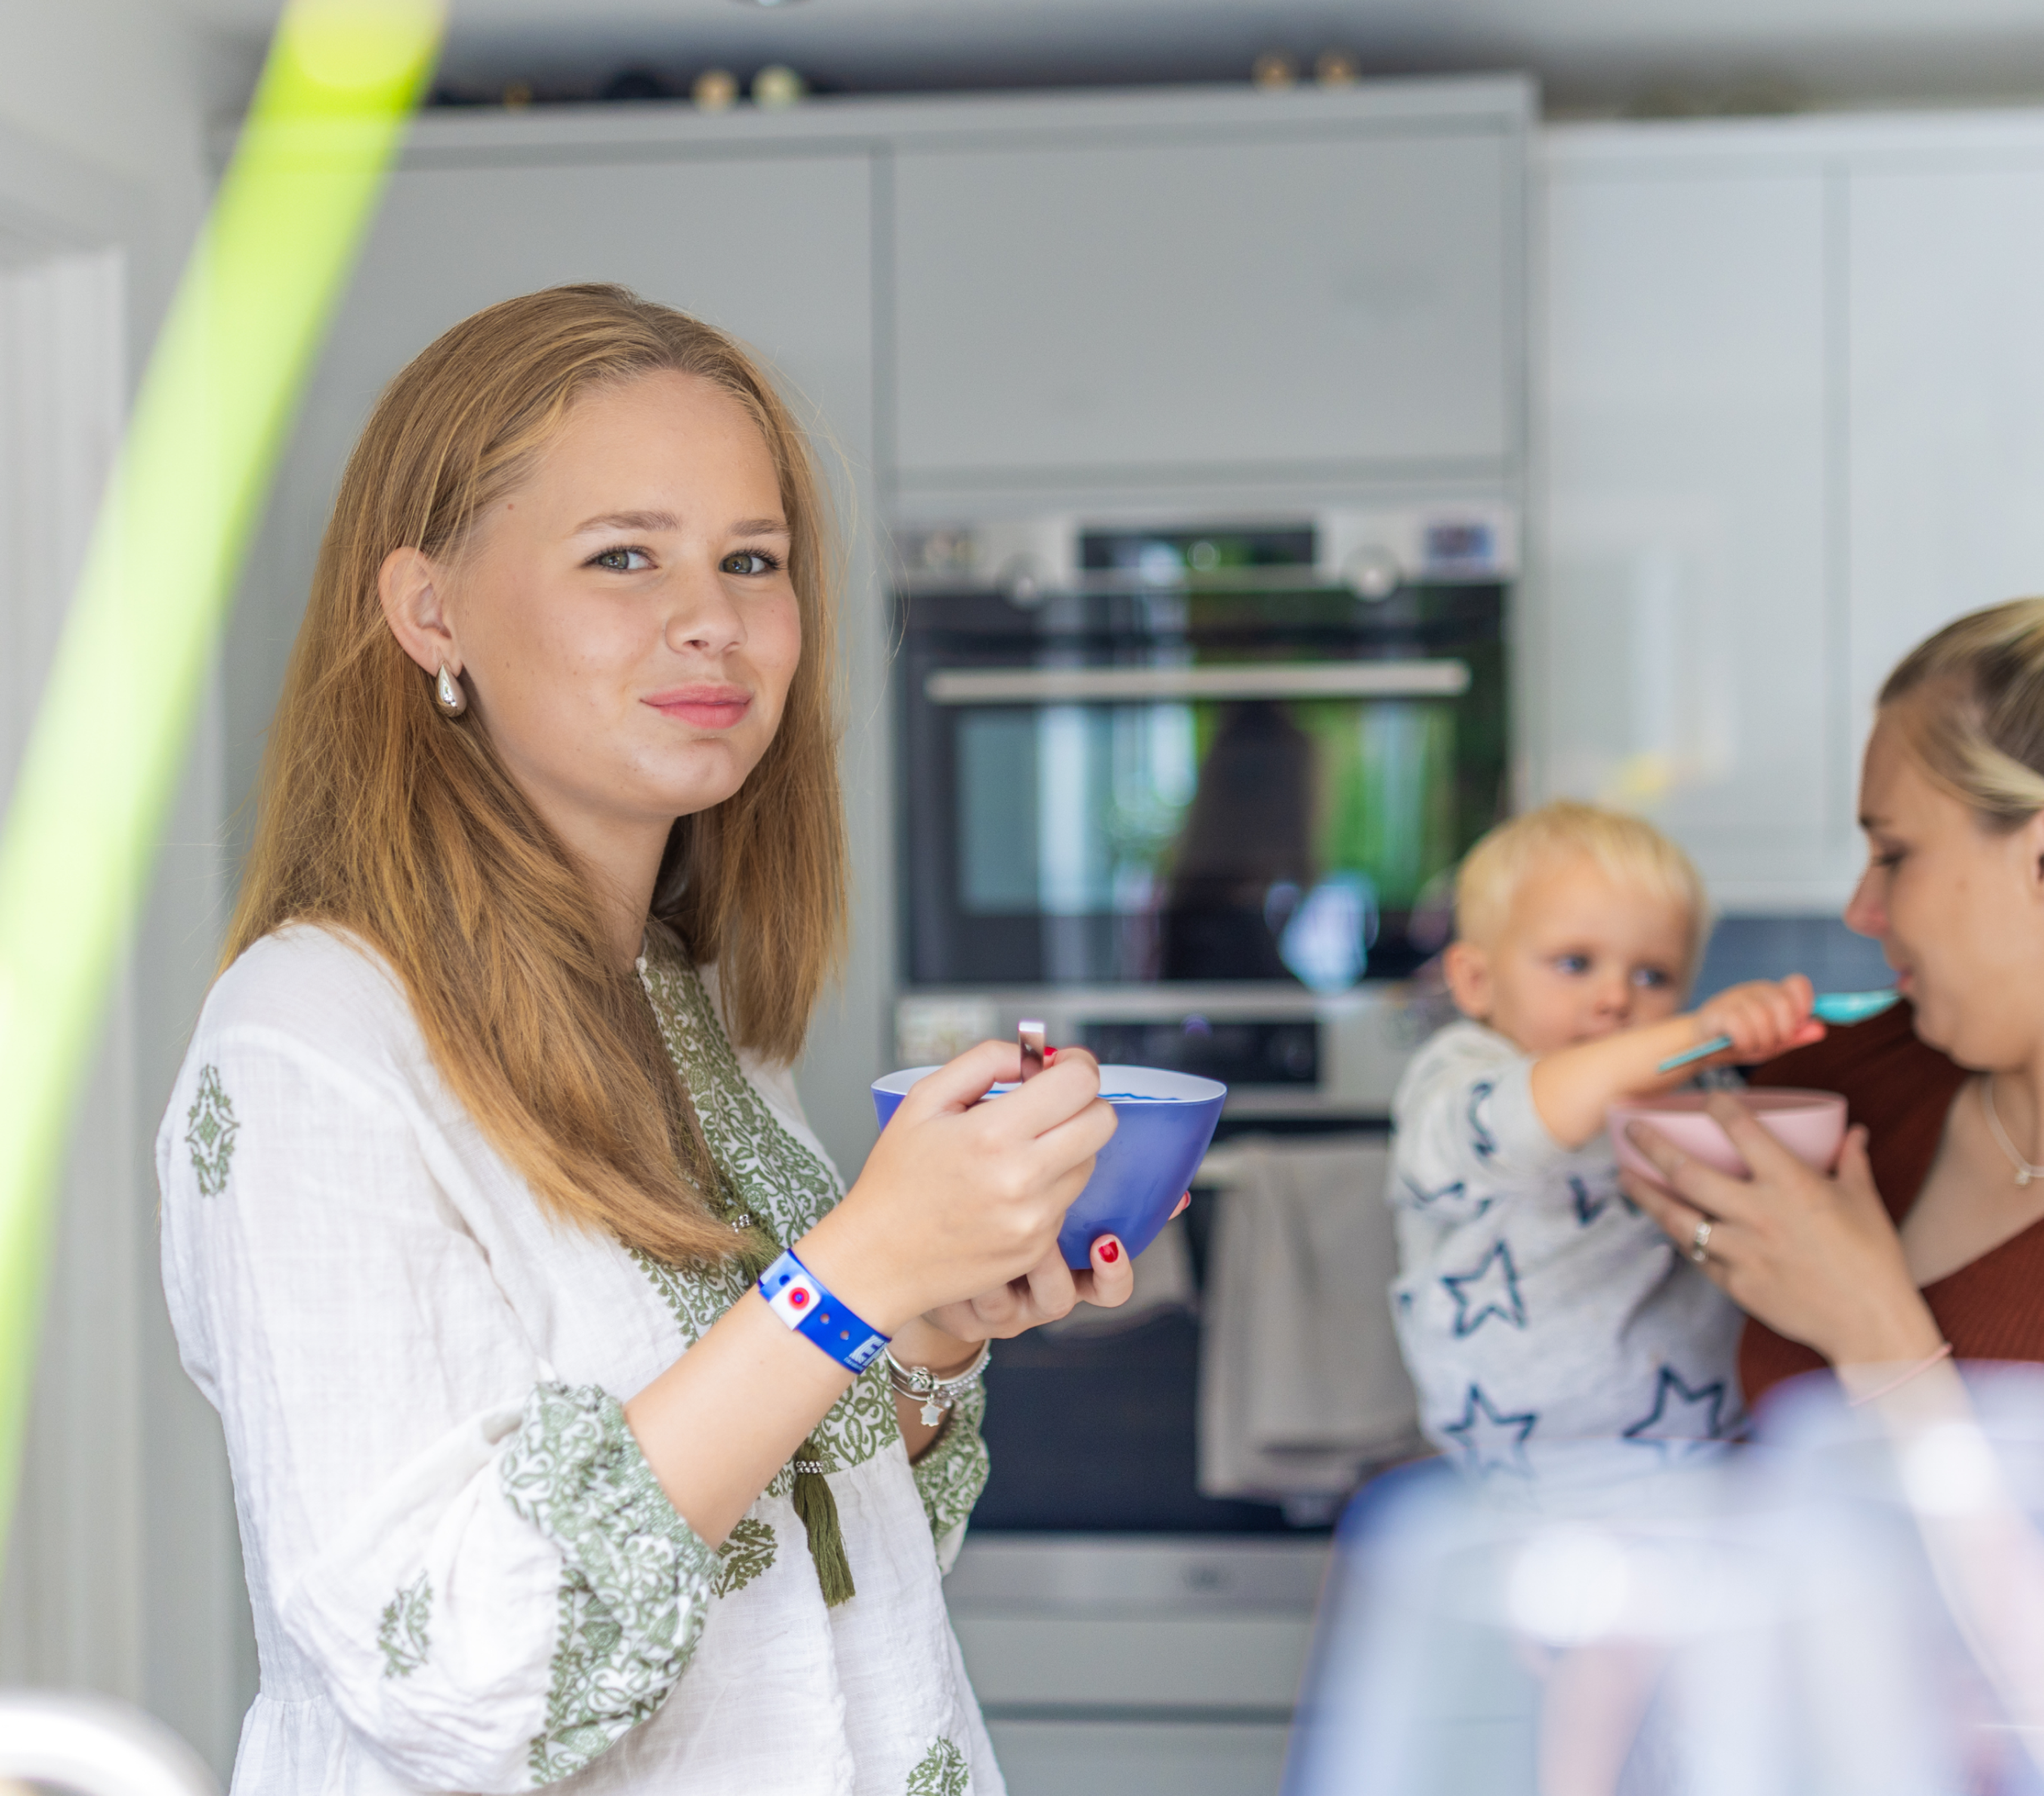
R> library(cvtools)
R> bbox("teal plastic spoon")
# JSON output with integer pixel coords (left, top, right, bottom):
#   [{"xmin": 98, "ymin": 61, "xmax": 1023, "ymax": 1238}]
[{"xmin": 1655, "ymin": 988, "xmax": 1899, "ymax": 1075}]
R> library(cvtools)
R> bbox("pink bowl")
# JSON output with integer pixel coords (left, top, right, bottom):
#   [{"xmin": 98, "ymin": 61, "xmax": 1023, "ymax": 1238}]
[{"xmin": 1608, "ymin": 1088, "xmax": 1848, "ymax": 1185}]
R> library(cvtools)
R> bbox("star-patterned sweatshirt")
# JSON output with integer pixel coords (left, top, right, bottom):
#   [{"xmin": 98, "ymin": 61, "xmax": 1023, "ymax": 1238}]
[{"xmin": 1386, "ymin": 1020, "xmax": 1744, "ymax": 1476}]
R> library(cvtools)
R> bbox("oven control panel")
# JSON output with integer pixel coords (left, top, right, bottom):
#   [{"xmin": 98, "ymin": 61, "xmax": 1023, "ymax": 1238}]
[
  {"xmin": 894, "ymin": 983, "xmax": 1445, "ymax": 1120},
  {"xmin": 1079, "ymin": 1017, "xmax": 1320, "ymax": 1088}
]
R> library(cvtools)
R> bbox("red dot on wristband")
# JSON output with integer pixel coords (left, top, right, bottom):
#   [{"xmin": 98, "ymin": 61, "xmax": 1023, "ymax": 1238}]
[{"xmin": 1100, "ymin": 1240, "xmax": 1120, "ymax": 1263}]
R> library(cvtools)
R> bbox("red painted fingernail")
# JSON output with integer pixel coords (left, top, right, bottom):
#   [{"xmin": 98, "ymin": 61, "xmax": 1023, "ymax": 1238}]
[{"xmin": 1099, "ymin": 1240, "xmax": 1120, "ymax": 1263}]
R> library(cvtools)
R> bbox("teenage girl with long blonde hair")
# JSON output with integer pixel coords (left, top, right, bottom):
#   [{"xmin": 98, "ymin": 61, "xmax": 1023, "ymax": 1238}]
[{"xmin": 160, "ymin": 285, "xmax": 1132, "ymax": 1796}]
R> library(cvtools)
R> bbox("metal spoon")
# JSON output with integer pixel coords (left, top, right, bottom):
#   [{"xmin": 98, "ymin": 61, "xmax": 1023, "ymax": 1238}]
[{"xmin": 1655, "ymin": 988, "xmax": 1899, "ymax": 1075}]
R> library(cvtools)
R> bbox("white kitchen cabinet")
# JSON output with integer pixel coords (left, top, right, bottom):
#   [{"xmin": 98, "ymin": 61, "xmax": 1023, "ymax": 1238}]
[
  {"xmin": 1536, "ymin": 139, "xmax": 1851, "ymax": 905},
  {"xmin": 233, "ymin": 148, "xmax": 892, "ymax": 1174},
  {"xmin": 1848, "ymin": 151, "xmax": 2044, "ymax": 732},
  {"xmin": 1536, "ymin": 112, "xmax": 2044, "ymax": 910},
  {"xmin": 891, "ymin": 110, "xmax": 1524, "ymax": 494}
]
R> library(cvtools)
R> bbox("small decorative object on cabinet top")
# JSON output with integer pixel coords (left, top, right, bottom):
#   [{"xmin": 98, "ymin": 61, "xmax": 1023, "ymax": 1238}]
[
  {"xmin": 1251, "ymin": 51, "xmax": 1298, "ymax": 90},
  {"xmin": 752, "ymin": 64, "xmax": 808, "ymax": 108},
  {"xmin": 1316, "ymin": 49, "xmax": 1361, "ymax": 87},
  {"xmin": 692, "ymin": 68, "xmax": 738, "ymax": 111}
]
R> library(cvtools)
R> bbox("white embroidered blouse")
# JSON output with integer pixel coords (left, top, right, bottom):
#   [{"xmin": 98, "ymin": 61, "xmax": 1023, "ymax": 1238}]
[{"xmin": 158, "ymin": 922, "xmax": 998, "ymax": 1796}]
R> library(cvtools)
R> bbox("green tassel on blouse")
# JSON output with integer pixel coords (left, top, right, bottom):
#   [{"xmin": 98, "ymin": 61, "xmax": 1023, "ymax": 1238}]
[
  {"xmin": 715, "ymin": 1198, "xmax": 855, "ymax": 1604},
  {"xmin": 723, "ymin": 1231, "xmax": 855, "ymax": 1602},
  {"xmin": 641, "ymin": 963, "xmax": 859, "ymax": 1609},
  {"xmin": 791, "ymin": 1434, "xmax": 856, "ymax": 1607}
]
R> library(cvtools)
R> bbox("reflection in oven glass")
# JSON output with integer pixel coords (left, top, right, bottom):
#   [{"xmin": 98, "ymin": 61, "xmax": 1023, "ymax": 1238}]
[
  {"xmin": 953, "ymin": 696, "xmax": 1458, "ymax": 991},
  {"xmin": 1159, "ymin": 701, "xmax": 1313, "ymax": 983}
]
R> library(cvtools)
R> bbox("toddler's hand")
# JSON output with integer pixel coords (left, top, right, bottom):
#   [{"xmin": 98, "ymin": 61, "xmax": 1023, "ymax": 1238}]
[{"xmin": 1692, "ymin": 975, "xmax": 1824, "ymax": 1064}]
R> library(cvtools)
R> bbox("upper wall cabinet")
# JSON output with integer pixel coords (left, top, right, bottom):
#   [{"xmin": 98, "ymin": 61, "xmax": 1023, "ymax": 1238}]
[
  {"xmin": 1538, "ymin": 146, "xmax": 1844, "ymax": 905},
  {"xmin": 1848, "ymin": 150, "xmax": 2044, "ymax": 732},
  {"xmin": 889, "ymin": 85, "xmax": 1528, "ymax": 498},
  {"xmin": 1536, "ymin": 111, "xmax": 2044, "ymax": 910}
]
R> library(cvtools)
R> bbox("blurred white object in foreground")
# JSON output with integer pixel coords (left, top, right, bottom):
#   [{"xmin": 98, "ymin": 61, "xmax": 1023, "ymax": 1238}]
[
  {"xmin": 0, "ymin": 1693, "xmax": 215, "ymax": 1796},
  {"xmin": 1290, "ymin": 1369, "xmax": 2044, "ymax": 1794},
  {"xmin": 1286, "ymin": 1436, "xmax": 1949, "ymax": 1795}
]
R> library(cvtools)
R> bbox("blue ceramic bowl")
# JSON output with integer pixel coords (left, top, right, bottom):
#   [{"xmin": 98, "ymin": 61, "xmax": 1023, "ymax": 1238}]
[{"xmin": 870, "ymin": 1064, "xmax": 1227, "ymax": 1268}]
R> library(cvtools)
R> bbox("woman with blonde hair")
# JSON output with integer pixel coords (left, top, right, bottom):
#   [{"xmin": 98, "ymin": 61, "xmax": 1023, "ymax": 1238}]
[
  {"xmin": 159, "ymin": 284, "xmax": 1132, "ymax": 1794},
  {"xmin": 1622, "ymin": 596, "xmax": 2044, "ymax": 1400}
]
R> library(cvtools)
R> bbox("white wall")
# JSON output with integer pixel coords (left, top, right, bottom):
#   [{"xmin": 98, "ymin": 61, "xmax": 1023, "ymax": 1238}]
[
  {"xmin": 0, "ymin": 0, "xmax": 263, "ymax": 1776},
  {"xmin": 0, "ymin": 0, "xmax": 252, "ymax": 283}
]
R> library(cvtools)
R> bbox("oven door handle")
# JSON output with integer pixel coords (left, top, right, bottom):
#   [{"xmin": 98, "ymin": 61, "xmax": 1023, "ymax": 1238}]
[{"xmin": 924, "ymin": 660, "xmax": 1470, "ymax": 705}]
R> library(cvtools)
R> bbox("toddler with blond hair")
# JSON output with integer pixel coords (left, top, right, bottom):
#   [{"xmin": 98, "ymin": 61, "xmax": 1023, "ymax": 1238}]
[{"xmin": 1389, "ymin": 801, "xmax": 1823, "ymax": 1471}]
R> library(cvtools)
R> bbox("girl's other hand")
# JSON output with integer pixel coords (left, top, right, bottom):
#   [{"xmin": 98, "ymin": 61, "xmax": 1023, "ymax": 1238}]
[
  {"xmin": 914, "ymin": 1230, "xmax": 1137, "ymax": 1348},
  {"xmin": 910, "ymin": 1194, "xmax": 1189, "ymax": 1350},
  {"xmin": 1693, "ymin": 974, "xmax": 1825, "ymax": 1064},
  {"xmin": 798, "ymin": 1041, "xmax": 1116, "ymax": 1333}
]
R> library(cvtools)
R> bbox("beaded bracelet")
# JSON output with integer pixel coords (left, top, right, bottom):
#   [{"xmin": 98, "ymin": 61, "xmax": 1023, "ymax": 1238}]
[
  {"xmin": 1847, "ymin": 1342, "xmax": 1955, "ymax": 1407},
  {"xmin": 759, "ymin": 1248, "xmax": 891, "ymax": 1372},
  {"xmin": 885, "ymin": 1339, "xmax": 992, "ymax": 1428}
]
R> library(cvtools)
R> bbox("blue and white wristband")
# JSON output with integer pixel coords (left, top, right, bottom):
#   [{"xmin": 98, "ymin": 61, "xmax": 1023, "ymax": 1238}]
[{"xmin": 759, "ymin": 1248, "xmax": 891, "ymax": 1372}]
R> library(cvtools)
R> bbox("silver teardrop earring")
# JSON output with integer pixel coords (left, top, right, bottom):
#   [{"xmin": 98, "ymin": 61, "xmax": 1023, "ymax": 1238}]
[{"xmin": 433, "ymin": 664, "xmax": 468, "ymax": 717}]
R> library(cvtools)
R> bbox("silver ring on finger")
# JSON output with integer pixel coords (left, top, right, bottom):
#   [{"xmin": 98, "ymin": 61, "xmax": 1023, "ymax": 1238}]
[{"xmin": 1689, "ymin": 1218, "xmax": 1714, "ymax": 1265}]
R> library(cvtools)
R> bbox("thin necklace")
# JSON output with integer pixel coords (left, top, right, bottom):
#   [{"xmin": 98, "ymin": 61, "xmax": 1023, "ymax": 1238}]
[{"xmin": 1980, "ymin": 1075, "xmax": 2044, "ymax": 1187}]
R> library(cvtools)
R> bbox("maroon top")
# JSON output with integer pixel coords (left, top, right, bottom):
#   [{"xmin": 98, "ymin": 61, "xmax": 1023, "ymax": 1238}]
[{"xmin": 1739, "ymin": 1000, "xmax": 2044, "ymax": 1406}]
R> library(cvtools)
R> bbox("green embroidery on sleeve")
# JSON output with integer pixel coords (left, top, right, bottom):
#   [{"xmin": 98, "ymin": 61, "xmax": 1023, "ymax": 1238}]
[
  {"xmin": 712, "ymin": 1515, "xmax": 777, "ymax": 1598},
  {"xmin": 910, "ymin": 1378, "xmax": 990, "ymax": 1550},
  {"xmin": 184, "ymin": 1064, "xmax": 240, "ymax": 1197},
  {"xmin": 376, "ymin": 1573, "xmax": 431, "ymax": 1678},
  {"xmin": 499, "ymin": 1383, "xmax": 719, "ymax": 1783},
  {"xmin": 905, "ymin": 1738, "xmax": 969, "ymax": 1795}
]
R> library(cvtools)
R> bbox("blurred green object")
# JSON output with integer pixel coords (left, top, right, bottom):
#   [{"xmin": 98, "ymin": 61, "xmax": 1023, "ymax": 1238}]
[{"xmin": 0, "ymin": 0, "xmax": 443, "ymax": 1552}]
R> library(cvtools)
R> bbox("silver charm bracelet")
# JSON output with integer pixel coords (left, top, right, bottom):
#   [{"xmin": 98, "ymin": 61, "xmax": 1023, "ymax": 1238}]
[{"xmin": 884, "ymin": 1340, "xmax": 992, "ymax": 1428}]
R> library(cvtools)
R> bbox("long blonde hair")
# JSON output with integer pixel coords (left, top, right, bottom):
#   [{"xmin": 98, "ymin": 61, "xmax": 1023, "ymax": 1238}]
[
  {"xmin": 226, "ymin": 285, "xmax": 847, "ymax": 1265},
  {"xmin": 1882, "ymin": 597, "xmax": 2044, "ymax": 830}
]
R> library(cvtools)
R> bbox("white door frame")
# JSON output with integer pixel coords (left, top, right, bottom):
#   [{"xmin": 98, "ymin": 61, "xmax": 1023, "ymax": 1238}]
[{"xmin": 0, "ymin": 115, "xmax": 251, "ymax": 1777}]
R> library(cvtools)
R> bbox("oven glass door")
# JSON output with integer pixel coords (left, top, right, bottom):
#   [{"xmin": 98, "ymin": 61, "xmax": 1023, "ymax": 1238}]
[{"xmin": 903, "ymin": 585, "xmax": 1506, "ymax": 988}]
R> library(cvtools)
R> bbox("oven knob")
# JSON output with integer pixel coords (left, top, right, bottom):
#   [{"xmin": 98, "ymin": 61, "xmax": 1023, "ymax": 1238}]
[
  {"xmin": 1001, "ymin": 553, "xmax": 1049, "ymax": 609},
  {"xmin": 1342, "ymin": 544, "xmax": 1402, "ymax": 602}
]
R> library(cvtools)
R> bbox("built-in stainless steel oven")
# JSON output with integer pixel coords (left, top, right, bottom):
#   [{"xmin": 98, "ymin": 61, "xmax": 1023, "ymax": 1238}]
[{"xmin": 893, "ymin": 507, "xmax": 1512, "ymax": 1117}]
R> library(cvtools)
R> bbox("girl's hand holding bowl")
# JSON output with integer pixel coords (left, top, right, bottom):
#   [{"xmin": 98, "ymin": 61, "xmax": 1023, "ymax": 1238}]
[
  {"xmin": 872, "ymin": 1059, "xmax": 1224, "ymax": 1271},
  {"xmin": 1617, "ymin": 1092, "xmax": 1944, "ymax": 1368},
  {"xmin": 797, "ymin": 1040, "xmax": 1129, "ymax": 1352}
]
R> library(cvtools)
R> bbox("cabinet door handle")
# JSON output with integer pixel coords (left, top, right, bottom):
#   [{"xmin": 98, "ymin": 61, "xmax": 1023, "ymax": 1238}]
[{"xmin": 925, "ymin": 660, "xmax": 1471, "ymax": 705}]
